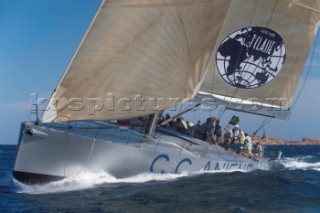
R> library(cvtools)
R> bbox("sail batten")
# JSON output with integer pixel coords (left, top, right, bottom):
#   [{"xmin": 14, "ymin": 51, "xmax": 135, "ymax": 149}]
[{"xmin": 293, "ymin": 0, "xmax": 320, "ymax": 13}]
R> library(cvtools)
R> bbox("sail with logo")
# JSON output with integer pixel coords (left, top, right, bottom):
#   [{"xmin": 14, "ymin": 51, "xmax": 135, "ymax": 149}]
[
  {"xmin": 198, "ymin": 0, "xmax": 320, "ymax": 120},
  {"xmin": 41, "ymin": 0, "xmax": 320, "ymax": 123},
  {"xmin": 13, "ymin": 0, "xmax": 320, "ymax": 185}
]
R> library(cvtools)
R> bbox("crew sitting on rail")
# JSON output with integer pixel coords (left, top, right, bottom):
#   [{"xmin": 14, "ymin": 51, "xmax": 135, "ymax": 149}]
[
  {"xmin": 238, "ymin": 136, "xmax": 259, "ymax": 161},
  {"xmin": 186, "ymin": 120, "xmax": 194, "ymax": 136},
  {"xmin": 222, "ymin": 125, "xmax": 233, "ymax": 150},
  {"xmin": 201, "ymin": 117, "xmax": 216, "ymax": 144},
  {"xmin": 231, "ymin": 124, "xmax": 246, "ymax": 145},
  {"xmin": 254, "ymin": 142, "xmax": 263, "ymax": 157},
  {"xmin": 238, "ymin": 138, "xmax": 249, "ymax": 156},
  {"xmin": 245, "ymin": 134, "xmax": 253, "ymax": 155},
  {"xmin": 214, "ymin": 119, "xmax": 222, "ymax": 145},
  {"xmin": 176, "ymin": 117, "xmax": 188, "ymax": 132},
  {"xmin": 193, "ymin": 120, "xmax": 203, "ymax": 139}
]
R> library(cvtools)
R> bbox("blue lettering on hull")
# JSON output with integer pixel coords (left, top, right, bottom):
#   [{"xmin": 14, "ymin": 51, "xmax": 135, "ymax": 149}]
[
  {"xmin": 175, "ymin": 158, "xmax": 192, "ymax": 173},
  {"xmin": 150, "ymin": 154, "xmax": 255, "ymax": 174},
  {"xmin": 204, "ymin": 161, "xmax": 211, "ymax": 171},
  {"xmin": 150, "ymin": 154, "xmax": 169, "ymax": 174}
]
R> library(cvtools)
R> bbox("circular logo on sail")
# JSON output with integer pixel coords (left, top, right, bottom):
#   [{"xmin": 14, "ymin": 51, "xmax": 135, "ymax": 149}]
[{"xmin": 216, "ymin": 26, "xmax": 286, "ymax": 89}]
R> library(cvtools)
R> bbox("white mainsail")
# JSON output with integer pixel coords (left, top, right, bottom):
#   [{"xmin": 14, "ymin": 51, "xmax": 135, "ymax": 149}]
[
  {"xmin": 199, "ymin": 0, "xmax": 320, "ymax": 120},
  {"xmin": 42, "ymin": 0, "xmax": 320, "ymax": 123},
  {"xmin": 42, "ymin": 0, "xmax": 232, "ymax": 123}
]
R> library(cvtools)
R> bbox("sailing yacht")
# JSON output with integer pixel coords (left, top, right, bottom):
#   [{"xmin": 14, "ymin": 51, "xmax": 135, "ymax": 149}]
[{"xmin": 13, "ymin": 0, "xmax": 320, "ymax": 184}]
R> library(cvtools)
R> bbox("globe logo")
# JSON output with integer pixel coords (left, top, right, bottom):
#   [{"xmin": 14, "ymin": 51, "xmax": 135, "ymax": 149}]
[{"xmin": 216, "ymin": 26, "xmax": 286, "ymax": 89}]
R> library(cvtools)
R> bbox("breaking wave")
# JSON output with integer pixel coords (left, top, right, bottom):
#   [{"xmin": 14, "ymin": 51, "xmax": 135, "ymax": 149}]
[
  {"xmin": 16, "ymin": 168, "xmax": 247, "ymax": 195},
  {"xmin": 280, "ymin": 155, "xmax": 320, "ymax": 171},
  {"xmin": 16, "ymin": 171, "xmax": 189, "ymax": 194}
]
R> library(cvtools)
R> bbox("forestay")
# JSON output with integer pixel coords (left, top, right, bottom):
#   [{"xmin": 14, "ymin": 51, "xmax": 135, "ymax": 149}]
[
  {"xmin": 199, "ymin": 0, "xmax": 320, "ymax": 120},
  {"xmin": 42, "ymin": 0, "xmax": 232, "ymax": 123}
]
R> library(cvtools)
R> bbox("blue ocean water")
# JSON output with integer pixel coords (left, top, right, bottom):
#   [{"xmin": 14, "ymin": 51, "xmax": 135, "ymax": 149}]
[{"xmin": 1, "ymin": 145, "xmax": 319, "ymax": 213}]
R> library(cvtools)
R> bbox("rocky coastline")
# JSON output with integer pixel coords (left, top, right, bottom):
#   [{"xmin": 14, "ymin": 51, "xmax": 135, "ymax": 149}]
[{"xmin": 252, "ymin": 137, "xmax": 320, "ymax": 146}]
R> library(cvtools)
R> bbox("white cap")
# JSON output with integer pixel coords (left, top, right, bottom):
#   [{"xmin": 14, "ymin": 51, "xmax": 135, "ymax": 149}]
[{"xmin": 235, "ymin": 124, "xmax": 239, "ymax": 128}]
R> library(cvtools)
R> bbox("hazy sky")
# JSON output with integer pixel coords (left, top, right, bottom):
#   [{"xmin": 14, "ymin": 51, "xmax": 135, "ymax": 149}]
[{"xmin": 0, "ymin": 0, "xmax": 320, "ymax": 144}]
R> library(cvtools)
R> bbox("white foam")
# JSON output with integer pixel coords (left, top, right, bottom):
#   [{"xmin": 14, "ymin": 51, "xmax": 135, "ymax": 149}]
[
  {"xmin": 280, "ymin": 156, "xmax": 320, "ymax": 171},
  {"xmin": 16, "ymin": 171, "xmax": 189, "ymax": 194},
  {"xmin": 16, "ymin": 168, "xmax": 247, "ymax": 195},
  {"xmin": 283, "ymin": 155, "xmax": 313, "ymax": 161}
]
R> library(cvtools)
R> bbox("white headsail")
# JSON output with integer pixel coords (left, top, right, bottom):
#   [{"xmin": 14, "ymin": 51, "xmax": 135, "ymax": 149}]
[
  {"xmin": 199, "ymin": 0, "xmax": 320, "ymax": 120},
  {"xmin": 42, "ymin": 0, "xmax": 232, "ymax": 123}
]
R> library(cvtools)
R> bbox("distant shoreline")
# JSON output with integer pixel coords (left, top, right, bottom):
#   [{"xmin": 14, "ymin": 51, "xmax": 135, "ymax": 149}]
[{"xmin": 252, "ymin": 137, "xmax": 320, "ymax": 146}]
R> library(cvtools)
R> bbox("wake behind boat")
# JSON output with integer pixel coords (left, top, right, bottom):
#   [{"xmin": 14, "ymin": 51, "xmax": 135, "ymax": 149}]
[{"xmin": 13, "ymin": 0, "xmax": 320, "ymax": 184}]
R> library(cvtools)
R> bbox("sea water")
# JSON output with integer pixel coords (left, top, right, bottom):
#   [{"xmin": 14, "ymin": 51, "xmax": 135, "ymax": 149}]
[{"xmin": 1, "ymin": 145, "xmax": 319, "ymax": 213}]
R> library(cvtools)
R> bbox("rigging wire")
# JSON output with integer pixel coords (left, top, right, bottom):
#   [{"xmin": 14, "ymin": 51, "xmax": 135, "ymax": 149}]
[
  {"xmin": 267, "ymin": 0, "xmax": 279, "ymax": 26},
  {"xmin": 193, "ymin": 109, "xmax": 197, "ymax": 123},
  {"xmin": 291, "ymin": 27, "xmax": 319, "ymax": 109},
  {"xmin": 253, "ymin": 117, "xmax": 273, "ymax": 136}
]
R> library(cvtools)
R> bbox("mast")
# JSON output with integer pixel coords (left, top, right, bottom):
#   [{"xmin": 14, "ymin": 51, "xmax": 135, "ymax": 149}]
[{"xmin": 144, "ymin": 112, "xmax": 160, "ymax": 137}]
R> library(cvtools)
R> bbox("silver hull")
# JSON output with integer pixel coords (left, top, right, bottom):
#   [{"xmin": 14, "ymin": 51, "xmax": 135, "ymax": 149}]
[{"xmin": 13, "ymin": 122, "xmax": 270, "ymax": 184}]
